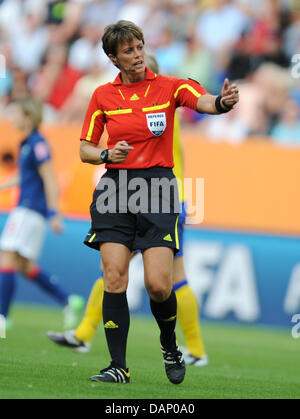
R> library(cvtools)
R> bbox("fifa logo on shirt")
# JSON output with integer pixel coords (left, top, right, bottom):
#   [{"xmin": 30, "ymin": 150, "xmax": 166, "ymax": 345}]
[
  {"xmin": 0, "ymin": 314, "xmax": 6, "ymax": 339},
  {"xmin": 146, "ymin": 113, "xmax": 167, "ymax": 136},
  {"xmin": 291, "ymin": 314, "xmax": 300, "ymax": 338},
  {"xmin": 0, "ymin": 54, "xmax": 6, "ymax": 79},
  {"xmin": 291, "ymin": 54, "xmax": 300, "ymax": 79}
]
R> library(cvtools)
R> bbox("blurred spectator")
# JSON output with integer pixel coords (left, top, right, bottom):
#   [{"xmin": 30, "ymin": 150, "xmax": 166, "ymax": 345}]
[
  {"xmin": 175, "ymin": 35, "xmax": 217, "ymax": 93},
  {"xmin": 195, "ymin": 0, "xmax": 250, "ymax": 53},
  {"xmin": 0, "ymin": 0, "xmax": 24, "ymax": 38},
  {"xmin": 46, "ymin": 0, "xmax": 68, "ymax": 25},
  {"xmin": 226, "ymin": 32, "xmax": 256, "ymax": 81},
  {"xmin": 142, "ymin": 1, "xmax": 170, "ymax": 49},
  {"xmin": 154, "ymin": 26, "xmax": 186, "ymax": 75},
  {"xmin": 0, "ymin": 41, "xmax": 13, "ymax": 100},
  {"xmin": 253, "ymin": 62, "xmax": 291, "ymax": 133},
  {"xmin": 244, "ymin": 0, "xmax": 290, "ymax": 68},
  {"xmin": 200, "ymin": 107, "xmax": 248, "ymax": 144},
  {"xmin": 60, "ymin": 60, "xmax": 117, "ymax": 123},
  {"xmin": 10, "ymin": 1, "xmax": 49, "ymax": 74},
  {"xmin": 234, "ymin": 62, "xmax": 291, "ymax": 137},
  {"xmin": 0, "ymin": 69, "xmax": 13, "ymax": 100},
  {"xmin": 0, "ymin": 67, "xmax": 30, "ymax": 119},
  {"xmin": 68, "ymin": 22, "xmax": 105, "ymax": 73},
  {"xmin": 9, "ymin": 67, "xmax": 30, "ymax": 102},
  {"xmin": 117, "ymin": 0, "xmax": 150, "ymax": 27},
  {"xmin": 0, "ymin": 0, "xmax": 298, "ymax": 144},
  {"xmin": 167, "ymin": 0, "xmax": 198, "ymax": 42},
  {"xmin": 82, "ymin": 0, "xmax": 120, "ymax": 26},
  {"xmin": 47, "ymin": 0, "xmax": 86, "ymax": 45},
  {"xmin": 31, "ymin": 44, "xmax": 83, "ymax": 115},
  {"xmin": 271, "ymin": 98, "xmax": 300, "ymax": 145}
]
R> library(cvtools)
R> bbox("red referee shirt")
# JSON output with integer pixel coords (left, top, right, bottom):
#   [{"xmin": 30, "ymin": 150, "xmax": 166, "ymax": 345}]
[{"xmin": 80, "ymin": 67, "xmax": 208, "ymax": 169}]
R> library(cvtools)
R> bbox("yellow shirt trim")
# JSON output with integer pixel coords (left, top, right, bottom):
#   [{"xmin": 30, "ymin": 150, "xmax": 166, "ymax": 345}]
[
  {"xmin": 142, "ymin": 101, "xmax": 170, "ymax": 112},
  {"xmin": 118, "ymin": 89, "xmax": 125, "ymax": 100},
  {"xmin": 104, "ymin": 109, "xmax": 133, "ymax": 115},
  {"xmin": 144, "ymin": 84, "xmax": 151, "ymax": 97},
  {"xmin": 86, "ymin": 110, "xmax": 103, "ymax": 142},
  {"xmin": 174, "ymin": 84, "xmax": 202, "ymax": 99}
]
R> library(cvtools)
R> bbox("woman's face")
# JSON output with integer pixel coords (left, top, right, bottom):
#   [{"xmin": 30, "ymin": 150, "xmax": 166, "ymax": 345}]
[{"xmin": 112, "ymin": 37, "xmax": 145, "ymax": 75}]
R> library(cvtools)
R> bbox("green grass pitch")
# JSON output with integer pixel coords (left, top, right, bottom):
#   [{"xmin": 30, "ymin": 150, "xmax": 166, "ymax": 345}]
[{"xmin": 0, "ymin": 305, "xmax": 299, "ymax": 399}]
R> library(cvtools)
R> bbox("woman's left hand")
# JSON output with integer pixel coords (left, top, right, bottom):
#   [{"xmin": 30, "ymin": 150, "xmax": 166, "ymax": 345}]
[
  {"xmin": 50, "ymin": 215, "xmax": 64, "ymax": 234},
  {"xmin": 221, "ymin": 78, "xmax": 239, "ymax": 108}
]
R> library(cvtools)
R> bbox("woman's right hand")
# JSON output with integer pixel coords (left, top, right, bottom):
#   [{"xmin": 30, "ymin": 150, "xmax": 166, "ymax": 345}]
[{"xmin": 108, "ymin": 141, "xmax": 134, "ymax": 163}]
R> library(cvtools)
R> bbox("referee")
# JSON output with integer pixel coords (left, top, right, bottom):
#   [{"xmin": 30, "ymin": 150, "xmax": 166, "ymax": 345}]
[{"xmin": 80, "ymin": 20, "xmax": 239, "ymax": 385}]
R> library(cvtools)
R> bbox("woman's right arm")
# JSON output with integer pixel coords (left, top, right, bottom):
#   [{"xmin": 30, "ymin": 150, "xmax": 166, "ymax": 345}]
[
  {"xmin": 0, "ymin": 173, "xmax": 20, "ymax": 191},
  {"xmin": 80, "ymin": 140, "xmax": 134, "ymax": 165},
  {"xmin": 80, "ymin": 140, "xmax": 104, "ymax": 165},
  {"xmin": 80, "ymin": 90, "xmax": 135, "ymax": 165}
]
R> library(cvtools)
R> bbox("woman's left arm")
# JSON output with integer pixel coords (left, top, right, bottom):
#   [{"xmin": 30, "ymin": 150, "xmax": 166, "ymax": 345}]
[
  {"xmin": 196, "ymin": 78, "xmax": 239, "ymax": 115},
  {"xmin": 38, "ymin": 161, "xmax": 63, "ymax": 233}
]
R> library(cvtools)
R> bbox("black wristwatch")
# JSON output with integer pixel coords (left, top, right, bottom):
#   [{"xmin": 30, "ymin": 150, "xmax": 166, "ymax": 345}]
[{"xmin": 100, "ymin": 149, "xmax": 112, "ymax": 164}]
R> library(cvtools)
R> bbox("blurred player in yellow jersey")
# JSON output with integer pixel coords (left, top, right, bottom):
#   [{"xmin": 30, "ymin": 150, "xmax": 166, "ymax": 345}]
[{"xmin": 47, "ymin": 54, "xmax": 208, "ymax": 367}]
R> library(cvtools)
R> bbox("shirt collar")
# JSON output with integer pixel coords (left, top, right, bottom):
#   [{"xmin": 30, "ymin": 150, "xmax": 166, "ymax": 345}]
[{"xmin": 111, "ymin": 67, "xmax": 157, "ymax": 85}]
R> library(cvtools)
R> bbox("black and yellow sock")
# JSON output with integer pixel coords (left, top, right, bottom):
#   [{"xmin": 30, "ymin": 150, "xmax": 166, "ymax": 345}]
[
  {"xmin": 103, "ymin": 291, "xmax": 130, "ymax": 370},
  {"xmin": 150, "ymin": 289, "xmax": 177, "ymax": 351}
]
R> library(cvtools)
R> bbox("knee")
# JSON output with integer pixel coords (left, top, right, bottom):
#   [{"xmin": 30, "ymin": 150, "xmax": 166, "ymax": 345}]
[
  {"xmin": 0, "ymin": 252, "xmax": 17, "ymax": 271},
  {"xmin": 146, "ymin": 276, "xmax": 172, "ymax": 302},
  {"xmin": 103, "ymin": 264, "xmax": 128, "ymax": 293}
]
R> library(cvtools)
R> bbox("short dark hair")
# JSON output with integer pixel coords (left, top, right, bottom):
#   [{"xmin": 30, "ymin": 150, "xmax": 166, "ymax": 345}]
[{"xmin": 102, "ymin": 20, "xmax": 144, "ymax": 57}]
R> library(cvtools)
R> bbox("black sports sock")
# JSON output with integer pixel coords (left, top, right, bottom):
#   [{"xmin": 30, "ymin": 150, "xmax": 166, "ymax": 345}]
[
  {"xmin": 150, "ymin": 289, "xmax": 177, "ymax": 351},
  {"xmin": 103, "ymin": 291, "xmax": 130, "ymax": 369}
]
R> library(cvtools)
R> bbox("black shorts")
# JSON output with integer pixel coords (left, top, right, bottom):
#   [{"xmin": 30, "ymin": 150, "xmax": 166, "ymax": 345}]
[{"xmin": 84, "ymin": 167, "xmax": 180, "ymax": 254}]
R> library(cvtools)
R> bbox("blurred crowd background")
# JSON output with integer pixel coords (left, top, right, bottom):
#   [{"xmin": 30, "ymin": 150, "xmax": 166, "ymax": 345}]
[{"xmin": 0, "ymin": 0, "xmax": 300, "ymax": 146}]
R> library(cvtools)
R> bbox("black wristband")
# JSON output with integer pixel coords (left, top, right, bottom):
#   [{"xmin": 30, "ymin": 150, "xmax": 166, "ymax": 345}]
[{"xmin": 215, "ymin": 95, "xmax": 232, "ymax": 113}]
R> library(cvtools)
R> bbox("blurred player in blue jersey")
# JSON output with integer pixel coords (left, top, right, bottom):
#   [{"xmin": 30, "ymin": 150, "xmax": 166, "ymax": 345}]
[
  {"xmin": 47, "ymin": 54, "xmax": 208, "ymax": 367},
  {"xmin": 0, "ymin": 97, "xmax": 84, "ymax": 329}
]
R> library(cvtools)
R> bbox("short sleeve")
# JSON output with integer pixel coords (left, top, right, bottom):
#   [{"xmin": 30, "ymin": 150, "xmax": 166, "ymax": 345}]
[
  {"xmin": 173, "ymin": 78, "xmax": 208, "ymax": 110},
  {"xmin": 32, "ymin": 140, "xmax": 51, "ymax": 166},
  {"xmin": 80, "ymin": 88, "xmax": 105, "ymax": 145}
]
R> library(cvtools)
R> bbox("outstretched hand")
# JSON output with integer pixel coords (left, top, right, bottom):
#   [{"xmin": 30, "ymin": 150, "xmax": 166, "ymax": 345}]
[{"xmin": 221, "ymin": 78, "xmax": 239, "ymax": 108}]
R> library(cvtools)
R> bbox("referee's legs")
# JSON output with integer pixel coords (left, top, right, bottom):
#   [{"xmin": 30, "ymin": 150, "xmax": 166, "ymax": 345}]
[{"xmin": 100, "ymin": 243, "xmax": 131, "ymax": 370}]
